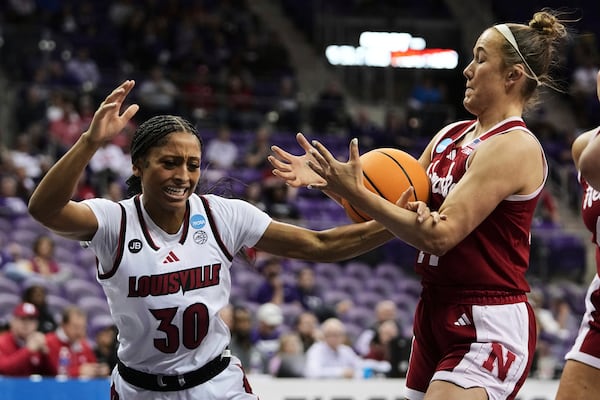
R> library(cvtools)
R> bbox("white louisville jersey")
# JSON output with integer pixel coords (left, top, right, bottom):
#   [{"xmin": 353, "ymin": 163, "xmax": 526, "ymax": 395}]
[{"xmin": 83, "ymin": 193, "xmax": 271, "ymax": 375}]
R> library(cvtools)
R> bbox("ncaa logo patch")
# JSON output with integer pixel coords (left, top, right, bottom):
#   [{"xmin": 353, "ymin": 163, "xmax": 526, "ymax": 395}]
[
  {"xmin": 193, "ymin": 230, "xmax": 208, "ymax": 244},
  {"xmin": 190, "ymin": 214, "xmax": 206, "ymax": 229},
  {"xmin": 435, "ymin": 138, "xmax": 452, "ymax": 153},
  {"xmin": 128, "ymin": 239, "xmax": 143, "ymax": 253}
]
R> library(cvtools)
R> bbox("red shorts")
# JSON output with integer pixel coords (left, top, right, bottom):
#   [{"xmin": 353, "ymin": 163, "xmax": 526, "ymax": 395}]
[
  {"xmin": 404, "ymin": 289, "xmax": 536, "ymax": 400},
  {"xmin": 564, "ymin": 274, "xmax": 600, "ymax": 368}
]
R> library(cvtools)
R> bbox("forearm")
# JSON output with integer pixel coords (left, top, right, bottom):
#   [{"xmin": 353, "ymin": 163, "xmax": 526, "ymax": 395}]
[
  {"xmin": 346, "ymin": 189, "xmax": 454, "ymax": 255},
  {"xmin": 579, "ymin": 131, "xmax": 600, "ymax": 190},
  {"xmin": 29, "ymin": 132, "xmax": 99, "ymax": 218}
]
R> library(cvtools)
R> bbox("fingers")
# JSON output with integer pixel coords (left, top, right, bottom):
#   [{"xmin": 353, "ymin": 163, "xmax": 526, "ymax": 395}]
[
  {"xmin": 267, "ymin": 154, "xmax": 291, "ymax": 172},
  {"xmin": 310, "ymin": 139, "xmax": 336, "ymax": 165},
  {"xmin": 348, "ymin": 138, "xmax": 360, "ymax": 163},
  {"xmin": 121, "ymin": 104, "xmax": 140, "ymax": 121},
  {"xmin": 296, "ymin": 132, "xmax": 313, "ymax": 152},
  {"xmin": 270, "ymin": 145, "xmax": 294, "ymax": 162},
  {"xmin": 395, "ymin": 187, "xmax": 415, "ymax": 208}
]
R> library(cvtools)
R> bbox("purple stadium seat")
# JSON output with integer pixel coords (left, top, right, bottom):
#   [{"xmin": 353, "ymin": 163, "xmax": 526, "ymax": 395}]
[
  {"xmin": 77, "ymin": 296, "xmax": 110, "ymax": 319},
  {"xmin": 63, "ymin": 278, "xmax": 104, "ymax": 302},
  {"xmin": 0, "ymin": 292, "xmax": 21, "ymax": 318},
  {"xmin": 344, "ymin": 261, "xmax": 372, "ymax": 281},
  {"xmin": 59, "ymin": 262, "xmax": 90, "ymax": 281},
  {"xmin": 313, "ymin": 262, "xmax": 343, "ymax": 281},
  {"xmin": 374, "ymin": 262, "xmax": 404, "ymax": 281},
  {"xmin": 342, "ymin": 306, "xmax": 375, "ymax": 329},
  {"xmin": 322, "ymin": 289, "xmax": 351, "ymax": 306},
  {"xmin": 45, "ymin": 294, "xmax": 73, "ymax": 317},
  {"xmin": 334, "ymin": 275, "xmax": 363, "ymax": 296},
  {"xmin": 0, "ymin": 275, "xmax": 21, "ymax": 295},
  {"xmin": 353, "ymin": 291, "xmax": 383, "ymax": 310},
  {"xmin": 21, "ymin": 276, "xmax": 62, "ymax": 297},
  {"xmin": 364, "ymin": 277, "xmax": 395, "ymax": 297},
  {"xmin": 88, "ymin": 313, "xmax": 115, "ymax": 339}
]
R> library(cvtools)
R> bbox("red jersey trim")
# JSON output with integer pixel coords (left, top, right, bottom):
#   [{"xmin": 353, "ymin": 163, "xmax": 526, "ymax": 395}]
[{"xmin": 200, "ymin": 196, "xmax": 234, "ymax": 262}]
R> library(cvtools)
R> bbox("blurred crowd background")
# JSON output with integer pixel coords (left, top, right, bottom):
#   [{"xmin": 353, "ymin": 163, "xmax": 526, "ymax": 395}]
[{"xmin": 0, "ymin": 0, "xmax": 599, "ymax": 381}]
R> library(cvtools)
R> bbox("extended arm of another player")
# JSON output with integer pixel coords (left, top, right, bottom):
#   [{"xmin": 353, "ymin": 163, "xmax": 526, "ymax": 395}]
[
  {"xmin": 29, "ymin": 81, "xmax": 139, "ymax": 240},
  {"xmin": 255, "ymin": 218, "xmax": 395, "ymax": 263},
  {"xmin": 307, "ymin": 132, "xmax": 543, "ymax": 256},
  {"xmin": 577, "ymin": 71, "xmax": 600, "ymax": 190}
]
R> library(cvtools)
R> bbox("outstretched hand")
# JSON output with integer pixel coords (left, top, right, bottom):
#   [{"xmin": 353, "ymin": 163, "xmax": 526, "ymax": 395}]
[
  {"xmin": 268, "ymin": 133, "xmax": 326, "ymax": 188},
  {"xmin": 85, "ymin": 80, "xmax": 139, "ymax": 145}
]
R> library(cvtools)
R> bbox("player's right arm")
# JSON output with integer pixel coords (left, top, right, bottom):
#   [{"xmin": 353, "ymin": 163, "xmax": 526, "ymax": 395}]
[
  {"xmin": 577, "ymin": 72, "xmax": 600, "ymax": 190},
  {"xmin": 28, "ymin": 81, "xmax": 139, "ymax": 241}
]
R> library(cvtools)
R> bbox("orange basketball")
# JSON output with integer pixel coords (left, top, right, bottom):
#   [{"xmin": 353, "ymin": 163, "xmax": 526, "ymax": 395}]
[{"xmin": 341, "ymin": 148, "xmax": 430, "ymax": 223}]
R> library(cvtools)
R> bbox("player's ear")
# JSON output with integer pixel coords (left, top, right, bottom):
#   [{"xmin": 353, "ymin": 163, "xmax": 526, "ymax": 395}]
[
  {"xmin": 132, "ymin": 160, "xmax": 142, "ymax": 177},
  {"xmin": 506, "ymin": 66, "xmax": 524, "ymax": 82}
]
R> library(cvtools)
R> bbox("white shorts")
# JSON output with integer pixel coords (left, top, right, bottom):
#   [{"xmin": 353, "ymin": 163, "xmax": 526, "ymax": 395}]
[
  {"xmin": 110, "ymin": 356, "xmax": 257, "ymax": 400},
  {"xmin": 564, "ymin": 274, "xmax": 600, "ymax": 369}
]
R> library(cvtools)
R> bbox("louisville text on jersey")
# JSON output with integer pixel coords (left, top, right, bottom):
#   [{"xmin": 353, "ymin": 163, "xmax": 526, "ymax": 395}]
[{"xmin": 128, "ymin": 264, "xmax": 221, "ymax": 297}]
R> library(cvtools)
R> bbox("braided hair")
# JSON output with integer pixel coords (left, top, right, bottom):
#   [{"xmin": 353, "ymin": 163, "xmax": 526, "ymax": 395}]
[{"xmin": 125, "ymin": 115, "xmax": 202, "ymax": 198}]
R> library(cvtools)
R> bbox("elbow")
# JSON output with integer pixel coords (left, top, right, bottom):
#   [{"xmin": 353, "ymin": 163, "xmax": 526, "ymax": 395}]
[
  {"xmin": 419, "ymin": 236, "xmax": 452, "ymax": 257},
  {"xmin": 27, "ymin": 199, "xmax": 44, "ymax": 223}
]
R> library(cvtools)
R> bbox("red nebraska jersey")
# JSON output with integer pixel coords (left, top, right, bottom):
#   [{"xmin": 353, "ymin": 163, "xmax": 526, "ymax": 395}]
[
  {"xmin": 416, "ymin": 117, "xmax": 545, "ymax": 293},
  {"xmin": 45, "ymin": 329, "xmax": 97, "ymax": 377},
  {"xmin": 579, "ymin": 131, "xmax": 600, "ymax": 275}
]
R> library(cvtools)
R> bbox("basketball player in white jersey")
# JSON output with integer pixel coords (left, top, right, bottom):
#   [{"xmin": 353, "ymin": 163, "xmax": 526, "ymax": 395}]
[
  {"xmin": 270, "ymin": 10, "xmax": 569, "ymax": 400},
  {"xmin": 27, "ymin": 80, "xmax": 434, "ymax": 399},
  {"xmin": 555, "ymin": 71, "xmax": 600, "ymax": 399}
]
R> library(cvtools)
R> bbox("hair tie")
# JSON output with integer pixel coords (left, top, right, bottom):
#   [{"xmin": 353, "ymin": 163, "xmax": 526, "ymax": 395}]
[{"xmin": 494, "ymin": 24, "xmax": 541, "ymax": 86}]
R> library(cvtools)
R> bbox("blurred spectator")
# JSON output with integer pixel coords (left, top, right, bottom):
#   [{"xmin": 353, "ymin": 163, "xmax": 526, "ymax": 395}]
[
  {"xmin": 223, "ymin": 74, "xmax": 261, "ymax": 130},
  {"xmin": 45, "ymin": 306, "xmax": 109, "ymax": 378},
  {"xmin": 92, "ymin": 319, "xmax": 118, "ymax": 371},
  {"xmin": 569, "ymin": 33, "xmax": 600, "ymax": 129},
  {"xmin": 229, "ymin": 305, "xmax": 261, "ymax": 374},
  {"xmin": 88, "ymin": 140, "xmax": 130, "ymax": 195},
  {"xmin": 275, "ymin": 76, "xmax": 302, "ymax": 133},
  {"xmin": 181, "ymin": 64, "xmax": 217, "ymax": 124},
  {"xmin": 311, "ymin": 81, "xmax": 349, "ymax": 134},
  {"xmin": 251, "ymin": 302, "xmax": 284, "ymax": 373},
  {"xmin": 64, "ymin": 47, "xmax": 101, "ymax": 90},
  {"xmin": 533, "ymin": 188, "xmax": 561, "ymax": 227},
  {"xmin": 268, "ymin": 332, "xmax": 306, "ymax": 377},
  {"xmin": 137, "ymin": 65, "xmax": 179, "ymax": 120},
  {"xmin": 253, "ymin": 257, "xmax": 297, "ymax": 305},
  {"xmin": 243, "ymin": 125, "xmax": 273, "ymax": 174},
  {"xmin": 0, "ymin": 242, "xmax": 31, "ymax": 282},
  {"xmin": 304, "ymin": 317, "xmax": 363, "ymax": 379},
  {"xmin": 0, "ymin": 174, "xmax": 29, "ymax": 217},
  {"xmin": 349, "ymin": 107, "xmax": 383, "ymax": 151},
  {"xmin": 364, "ymin": 319, "xmax": 411, "ymax": 378},
  {"xmin": 5, "ymin": 235, "xmax": 70, "ymax": 283},
  {"xmin": 8, "ymin": 134, "xmax": 46, "ymax": 182},
  {"xmin": 289, "ymin": 266, "xmax": 350, "ymax": 322},
  {"xmin": 21, "ymin": 284, "xmax": 58, "ymax": 334},
  {"xmin": 292, "ymin": 311, "xmax": 321, "ymax": 352},
  {"xmin": 48, "ymin": 96, "xmax": 83, "ymax": 155},
  {"xmin": 263, "ymin": 181, "xmax": 300, "ymax": 223},
  {"xmin": 203, "ymin": 125, "xmax": 239, "ymax": 181},
  {"xmin": 0, "ymin": 302, "xmax": 53, "ymax": 376},
  {"xmin": 102, "ymin": 180, "xmax": 125, "ymax": 202},
  {"xmin": 355, "ymin": 300, "xmax": 398, "ymax": 356},
  {"xmin": 242, "ymin": 181, "xmax": 267, "ymax": 212}
]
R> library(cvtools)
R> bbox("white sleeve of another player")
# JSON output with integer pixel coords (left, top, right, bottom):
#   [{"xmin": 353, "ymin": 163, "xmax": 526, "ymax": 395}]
[{"xmin": 203, "ymin": 195, "xmax": 272, "ymax": 254}]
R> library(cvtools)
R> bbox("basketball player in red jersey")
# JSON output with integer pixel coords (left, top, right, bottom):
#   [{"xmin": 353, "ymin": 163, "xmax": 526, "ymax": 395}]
[
  {"xmin": 555, "ymin": 71, "xmax": 600, "ymax": 399},
  {"xmin": 270, "ymin": 10, "xmax": 569, "ymax": 400}
]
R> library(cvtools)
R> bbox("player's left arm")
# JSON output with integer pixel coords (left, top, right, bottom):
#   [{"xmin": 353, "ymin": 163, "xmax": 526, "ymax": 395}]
[{"xmin": 428, "ymin": 130, "xmax": 545, "ymax": 252}]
